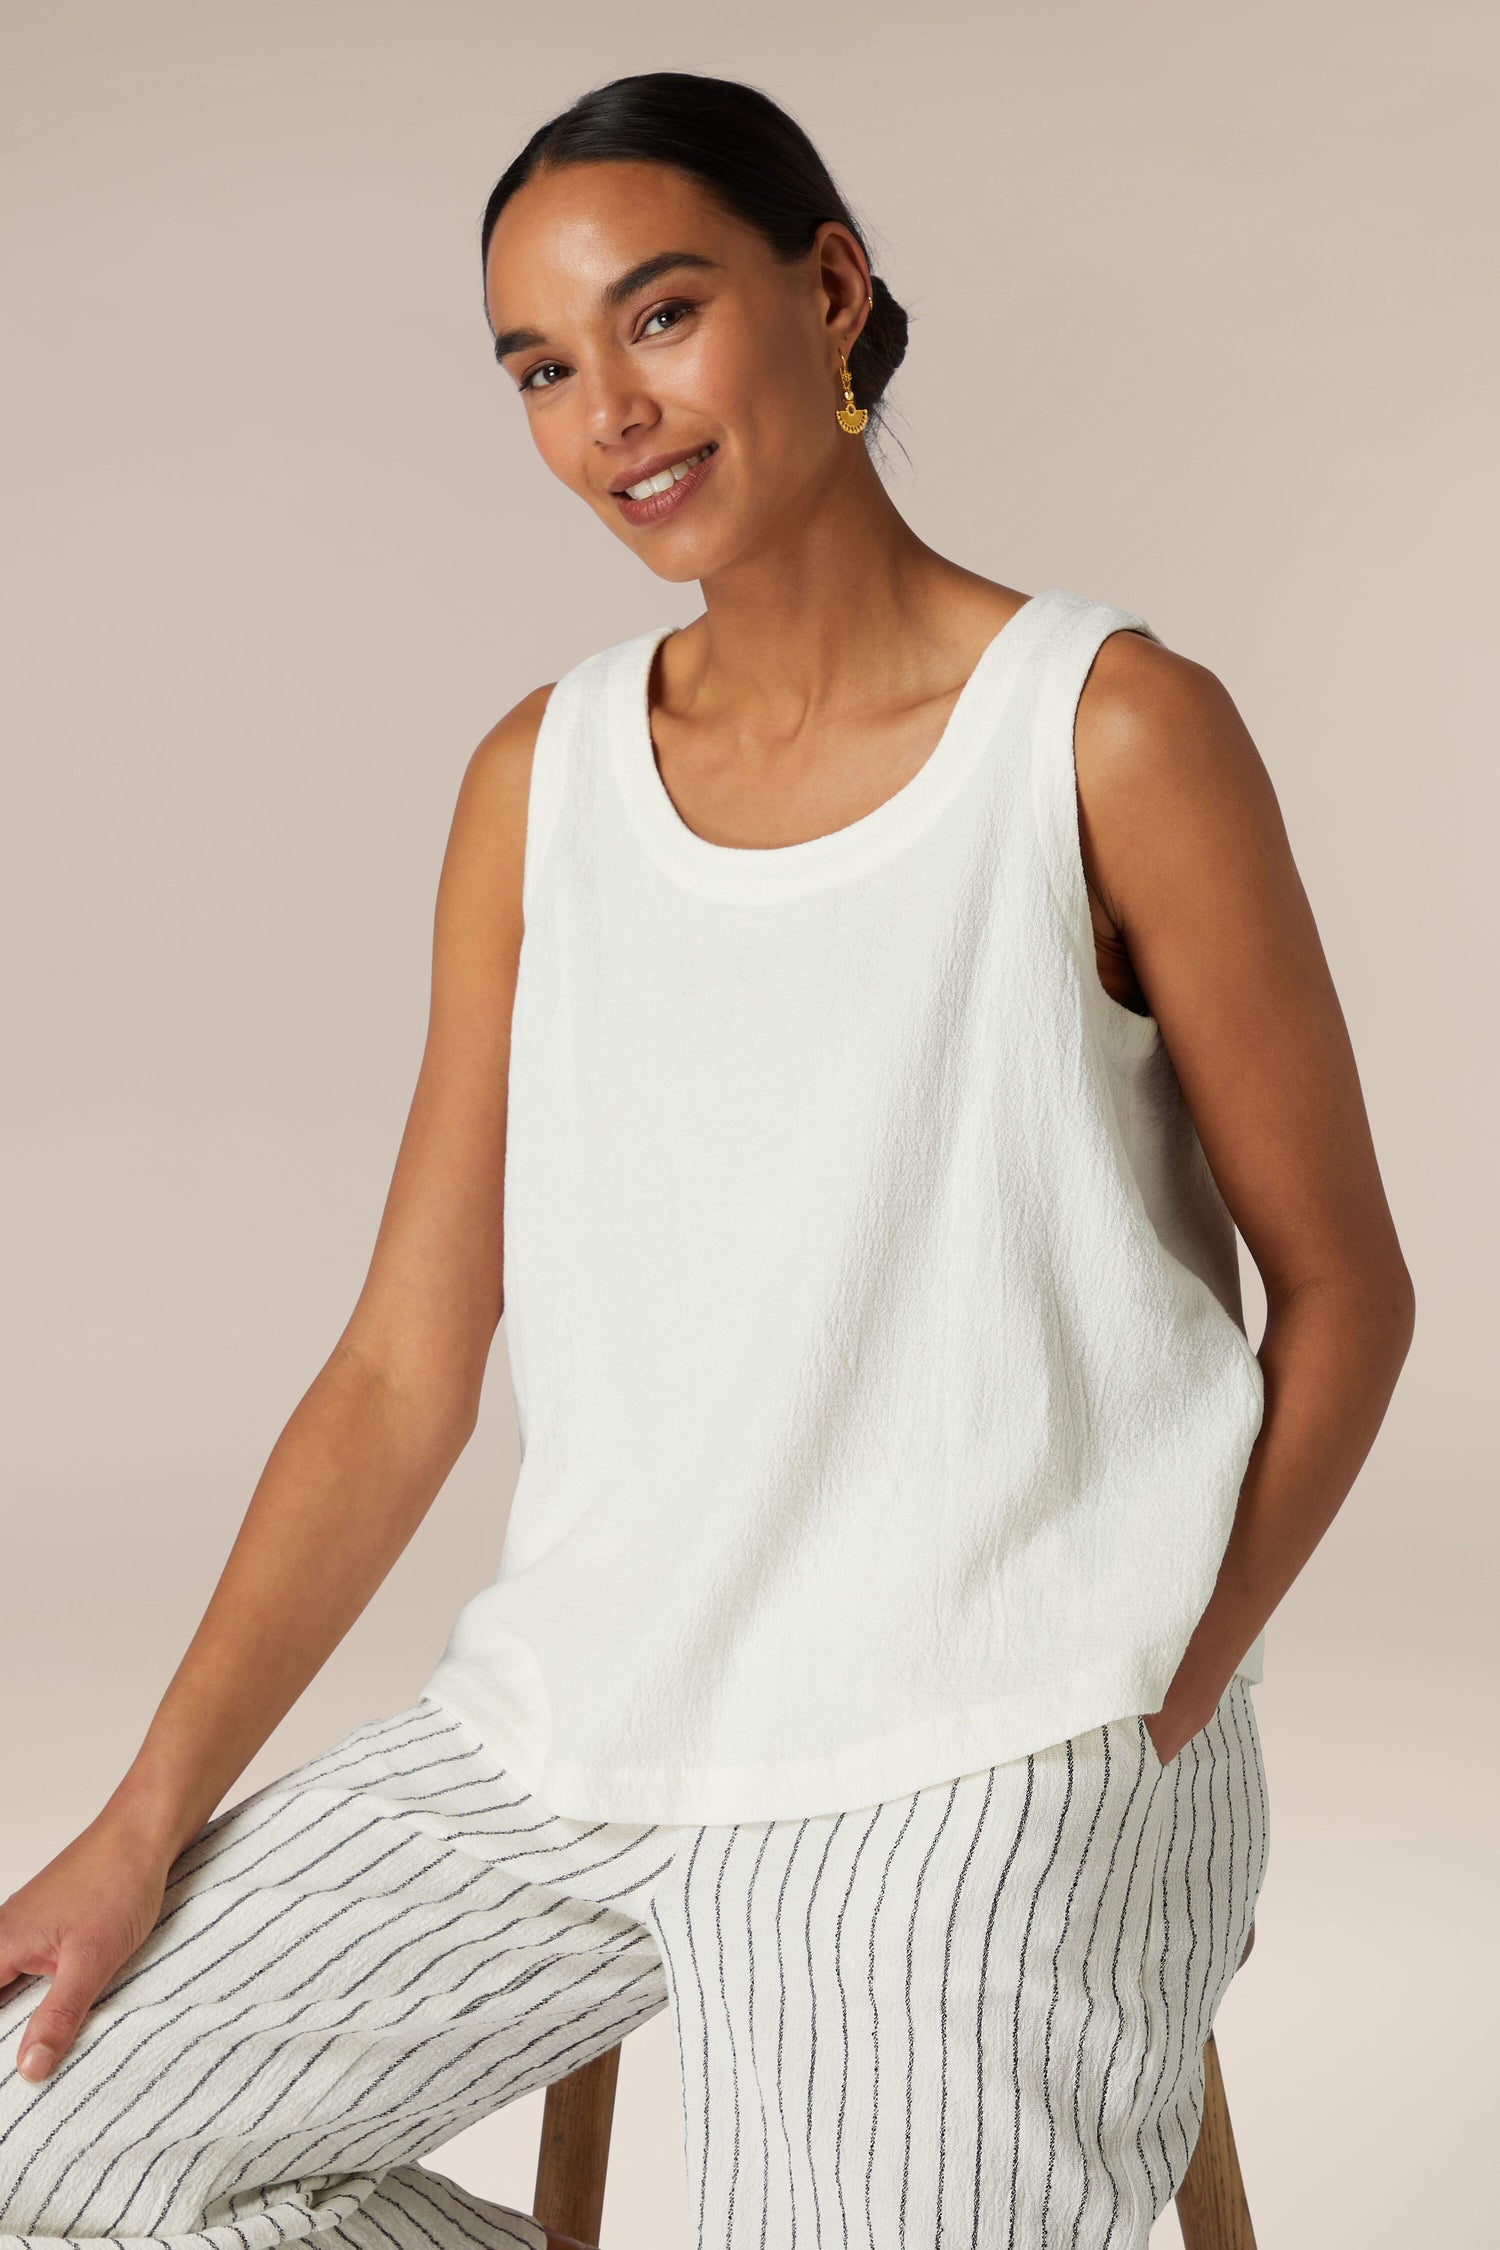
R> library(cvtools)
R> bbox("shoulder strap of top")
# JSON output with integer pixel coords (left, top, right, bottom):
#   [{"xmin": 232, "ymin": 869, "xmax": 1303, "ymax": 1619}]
[
  {"xmin": 1026, "ymin": 592, "xmax": 1166, "ymax": 1022},
  {"xmin": 517, "ymin": 644, "xmax": 618, "ymax": 923}
]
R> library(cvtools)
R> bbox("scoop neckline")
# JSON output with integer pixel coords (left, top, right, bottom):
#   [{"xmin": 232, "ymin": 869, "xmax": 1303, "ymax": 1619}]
[{"xmin": 612, "ymin": 588, "xmax": 1064, "ymax": 899}]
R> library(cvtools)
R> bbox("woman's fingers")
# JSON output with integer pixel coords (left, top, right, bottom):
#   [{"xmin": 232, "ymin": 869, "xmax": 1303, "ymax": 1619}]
[
  {"xmin": 3, "ymin": 1826, "xmax": 172, "ymax": 2085},
  {"xmin": 13, "ymin": 1932, "xmax": 112, "ymax": 2079}
]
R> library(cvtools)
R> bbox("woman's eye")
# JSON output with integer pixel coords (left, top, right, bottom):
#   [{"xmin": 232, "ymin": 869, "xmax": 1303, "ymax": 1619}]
[
  {"xmin": 639, "ymin": 299, "xmax": 695, "ymax": 339},
  {"xmin": 515, "ymin": 301, "xmax": 695, "ymax": 393}
]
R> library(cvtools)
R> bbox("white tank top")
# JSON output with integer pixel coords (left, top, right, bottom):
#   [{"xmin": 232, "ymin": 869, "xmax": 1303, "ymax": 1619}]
[{"xmin": 421, "ymin": 587, "xmax": 1266, "ymax": 1825}]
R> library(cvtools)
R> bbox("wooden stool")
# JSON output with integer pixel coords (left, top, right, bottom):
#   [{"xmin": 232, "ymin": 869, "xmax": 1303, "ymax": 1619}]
[{"xmin": 531, "ymin": 1922, "xmax": 1258, "ymax": 2249}]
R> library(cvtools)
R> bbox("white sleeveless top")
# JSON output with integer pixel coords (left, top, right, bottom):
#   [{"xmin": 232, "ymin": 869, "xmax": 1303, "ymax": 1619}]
[{"xmin": 420, "ymin": 588, "xmax": 1266, "ymax": 1825}]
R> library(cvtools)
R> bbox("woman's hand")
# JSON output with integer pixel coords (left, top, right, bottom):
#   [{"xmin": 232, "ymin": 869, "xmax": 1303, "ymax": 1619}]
[
  {"xmin": 0, "ymin": 1811, "xmax": 175, "ymax": 2083},
  {"xmin": 1142, "ymin": 1698, "xmax": 1212, "ymax": 1768}
]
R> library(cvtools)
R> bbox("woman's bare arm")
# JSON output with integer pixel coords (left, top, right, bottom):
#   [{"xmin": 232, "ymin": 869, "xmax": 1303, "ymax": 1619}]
[
  {"xmin": 3, "ymin": 685, "xmax": 553, "ymax": 2076},
  {"xmin": 41, "ymin": 684, "xmax": 551, "ymax": 1869},
  {"xmin": 1074, "ymin": 630, "xmax": 1416, "ymax": 1760}
]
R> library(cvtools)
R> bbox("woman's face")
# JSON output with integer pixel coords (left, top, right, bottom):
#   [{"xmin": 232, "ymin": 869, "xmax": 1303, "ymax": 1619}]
[{"xmin": 484, "ymin": 159, "xmax": 869, "ymax": 584}]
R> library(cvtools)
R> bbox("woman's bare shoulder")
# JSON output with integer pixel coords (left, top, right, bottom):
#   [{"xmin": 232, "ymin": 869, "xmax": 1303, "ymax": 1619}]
[
  {"xmin": 1074, "ymin": 623, "xmax": 1265, "ymax": 787},
  {"xmin": 431, "ymin": 682, "xmax": 560, "ymax": 961},
  {"xmin": 1071, "ymin": 626, "xmax": 1283, "ymax": 926},
  {"xmin": 461, "ymin": 680, "xmax": 558, "ymax": 824}
]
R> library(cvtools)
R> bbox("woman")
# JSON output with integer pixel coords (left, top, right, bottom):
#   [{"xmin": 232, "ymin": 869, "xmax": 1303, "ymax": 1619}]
[{"xmin": 0, "ymin": 69, "xmax": 1413, "ymax": 2250}]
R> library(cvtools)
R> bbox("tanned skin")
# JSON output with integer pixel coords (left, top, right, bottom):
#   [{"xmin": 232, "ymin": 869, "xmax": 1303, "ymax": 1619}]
[{"xmin": 3, "ymin": 158, "xmax": 1412, "ymax": 2224}]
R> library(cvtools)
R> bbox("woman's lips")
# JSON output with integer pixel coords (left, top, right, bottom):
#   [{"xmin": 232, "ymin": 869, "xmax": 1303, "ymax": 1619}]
[{"xmin": 613, "ymin": 444, "xmax": 720, "ymax": 528}]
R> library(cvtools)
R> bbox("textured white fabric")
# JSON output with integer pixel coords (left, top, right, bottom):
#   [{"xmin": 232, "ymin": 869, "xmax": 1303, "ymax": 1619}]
[
  {"xmin": 0, "ymin": 1680, "xmax": 1270, "ymax": 2250},
  {"xmin": 422, "ymin": 588, "xmax": 1266, "ymax": 1824}
]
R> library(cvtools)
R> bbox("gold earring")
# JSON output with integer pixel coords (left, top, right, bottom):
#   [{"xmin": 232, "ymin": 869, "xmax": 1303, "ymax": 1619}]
[
  {"xmin": 834, "ymin": 291, "xmax": 875, "ymax": 433},
  {"xmin": 835, "ymin": 352, "xmax": 868, "ymax": 435}
]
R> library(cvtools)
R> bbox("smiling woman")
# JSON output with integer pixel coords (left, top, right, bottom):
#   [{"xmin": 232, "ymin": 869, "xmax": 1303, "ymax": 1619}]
[{"xmin": 0, "ymin": 64, "xmax": 1413, "ymax": 2250}]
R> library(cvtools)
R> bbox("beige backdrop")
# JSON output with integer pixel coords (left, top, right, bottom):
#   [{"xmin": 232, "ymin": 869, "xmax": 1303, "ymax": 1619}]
[{"xmin": 3, "ymin": 3, "xmax": 1493, "ymax": 2243}]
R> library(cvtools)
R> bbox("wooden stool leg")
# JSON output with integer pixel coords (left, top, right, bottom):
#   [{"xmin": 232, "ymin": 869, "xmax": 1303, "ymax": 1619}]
[
  {"xmin": 1174, "ymin": 2030, "xmax": 1256, "ymax": 2250},
  {"xmin": 532, "ymin": 2041, "xmax": 621, "ymax": 2249}
]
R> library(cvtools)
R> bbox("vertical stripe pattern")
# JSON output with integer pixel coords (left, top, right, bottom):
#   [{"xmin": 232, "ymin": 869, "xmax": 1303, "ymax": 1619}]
[
  {"xmin": 0, "ymin": 1678, "xmax": 1267, "ymax": 2249},
  {"xmin": 649, "ymin": 1674, "xmax": 1268, "ymax": 2249}
]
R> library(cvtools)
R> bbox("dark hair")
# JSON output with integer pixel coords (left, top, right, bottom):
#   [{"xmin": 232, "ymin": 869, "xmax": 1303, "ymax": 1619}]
[{"xmin": 480, "ymin": 71, "xmax": 910, "ymax": 445}]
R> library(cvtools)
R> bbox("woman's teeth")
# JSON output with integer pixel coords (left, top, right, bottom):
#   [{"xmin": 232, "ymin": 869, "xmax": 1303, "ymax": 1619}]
[{"xmin": 623, "ymin": 445, "xmax": 715, "ymax": 500}]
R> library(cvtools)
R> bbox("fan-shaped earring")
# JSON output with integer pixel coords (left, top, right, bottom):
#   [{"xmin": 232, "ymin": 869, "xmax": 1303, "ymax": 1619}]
[{"xmin": 835, "ymin": 352, "xmax": 868, "ymax": 435}]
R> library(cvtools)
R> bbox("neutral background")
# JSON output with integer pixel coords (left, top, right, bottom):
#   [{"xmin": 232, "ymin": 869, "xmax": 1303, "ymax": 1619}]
[{"xmin": 3, "ymin": 4, "xmax": 1493, "ymax": 2243}]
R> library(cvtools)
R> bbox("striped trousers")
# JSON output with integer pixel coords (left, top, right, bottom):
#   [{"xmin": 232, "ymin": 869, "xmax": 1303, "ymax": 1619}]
[{"xmin": 0, "ymin": 1675, "xmax": 1267, "ymax": 2250}]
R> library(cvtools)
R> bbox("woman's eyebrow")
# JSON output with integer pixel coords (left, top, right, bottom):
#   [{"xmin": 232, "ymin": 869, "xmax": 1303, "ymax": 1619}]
[{"xmin": 492, "ymin": 251, "xmax": 724, "ymax": 363}]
